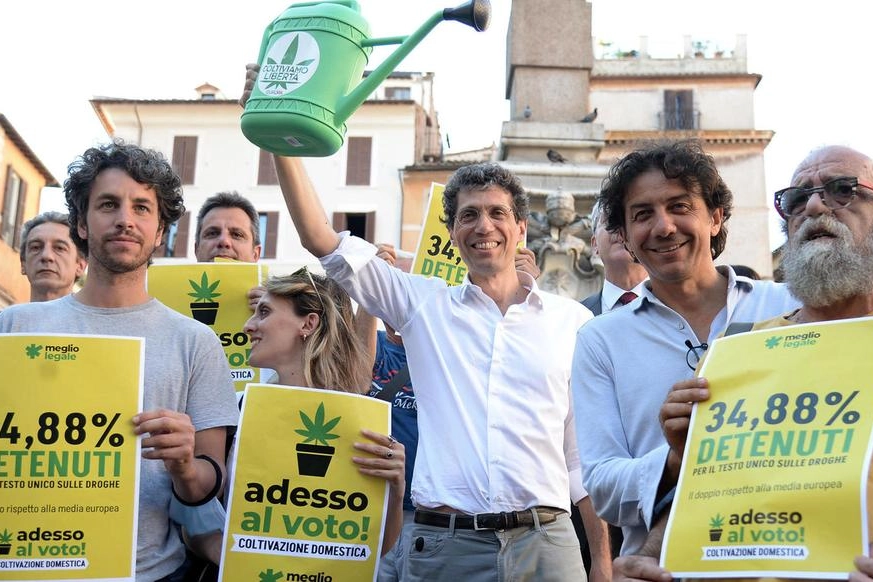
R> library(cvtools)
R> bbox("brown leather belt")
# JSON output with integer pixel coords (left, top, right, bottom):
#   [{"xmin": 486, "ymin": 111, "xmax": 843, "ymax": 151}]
[{"xmin": 413, "ymin": 507, "xmax": 563, "ymax": 531}]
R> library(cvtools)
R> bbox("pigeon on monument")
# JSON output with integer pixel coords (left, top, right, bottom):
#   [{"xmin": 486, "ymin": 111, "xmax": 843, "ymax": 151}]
[
  {"xmin": 523, "ymin": 104, "xmax": 532, "ymax": 119},
  {"xmin": 547, "ymin": 149, "xmax": 568, "ymax": 163},
  {"xmin": 580, "ymin": 107, "xmax": 598, "ymax": 123}
]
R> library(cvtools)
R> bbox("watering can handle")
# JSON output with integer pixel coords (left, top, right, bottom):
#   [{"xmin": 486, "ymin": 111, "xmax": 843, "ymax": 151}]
[{"xmin": 256, "ymin": 1, "xmax": 362, "ymax": 63}]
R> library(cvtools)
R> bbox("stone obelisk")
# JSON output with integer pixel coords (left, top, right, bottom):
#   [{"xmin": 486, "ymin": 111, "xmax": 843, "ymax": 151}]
[{"xmin": 501, "ymin": 0, "xmax": 605, "ymax": 299}]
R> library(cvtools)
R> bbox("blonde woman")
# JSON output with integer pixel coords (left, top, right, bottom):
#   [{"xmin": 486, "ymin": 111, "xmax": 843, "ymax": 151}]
[{"xmin": 186, "ymin": 269, "xmax": 405, "ymax": 569}]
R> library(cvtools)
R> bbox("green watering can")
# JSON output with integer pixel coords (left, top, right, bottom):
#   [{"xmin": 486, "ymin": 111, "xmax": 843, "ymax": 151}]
[{"xmin": 241, "ymin": 0, "xmax": 491, "ymax": 157}]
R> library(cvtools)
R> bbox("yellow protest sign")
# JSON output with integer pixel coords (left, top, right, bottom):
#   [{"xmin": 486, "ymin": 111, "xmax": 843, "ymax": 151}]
[
  {"xmin": 219, "ymin": 384, "xmax": 391, "ymax": 582},
  {"xmin": 148, "ymin": 262, "xmax": 265, "ymax": 390},
  {"xmin": 0, "ymin": 334, "xmax": 142, "ymax": 581},
  {"xmin": 411, "ymin": 183, "xmax": 468, "ymax": 286},
  {"xmin": 662, "ymin": 318, "xmax": 873, "ymax": 578}
]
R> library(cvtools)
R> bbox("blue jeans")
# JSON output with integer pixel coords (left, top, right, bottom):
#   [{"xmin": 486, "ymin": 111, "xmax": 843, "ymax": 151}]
[{"xmin": 404, "ymin": 511, "xmax": 584, "ymax": 582}]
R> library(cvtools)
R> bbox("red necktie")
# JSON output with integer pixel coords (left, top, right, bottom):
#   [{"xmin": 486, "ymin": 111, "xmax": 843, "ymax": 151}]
[{"xmin": 617, "ymin": 291, "xmax": 638, "ymax": 305}]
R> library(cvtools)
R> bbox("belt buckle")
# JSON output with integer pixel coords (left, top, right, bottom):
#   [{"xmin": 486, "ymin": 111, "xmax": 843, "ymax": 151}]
[{"xmin": 473, "ymin": 512, "xmax": 506, "ymax": 531}]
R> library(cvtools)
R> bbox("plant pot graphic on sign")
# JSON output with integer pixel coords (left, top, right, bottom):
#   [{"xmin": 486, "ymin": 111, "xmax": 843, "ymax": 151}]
[
  {"xmin": 295, "ymin": 402, "xmax": 341, "ymax": 477},
  {"xmin": 0, "ymin": 528, "xmax": 12, "ymax": 555},
  {"xmin": 188, "ymin": 272, "xmax": 222, "ymax": 325},
  {"xmin": 709, "ymin": 513, "xmax": 725, "ymax": 542}
]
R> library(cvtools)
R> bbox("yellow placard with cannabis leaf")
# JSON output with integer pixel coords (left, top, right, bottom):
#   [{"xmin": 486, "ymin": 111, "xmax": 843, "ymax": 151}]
[
  {"xmin": 412, "ymin": 183, "xmax": 468, "ymax": 286},
  {"xmin": 219, "ymin": 384, "xmax": 391, "ymax": 582},
  {"xmin": 147, "ymin": 262, "xmax": 265, "ymax": 390},
  {"xmin": 662, "ymin": 318, "xmax": 873, "ymax": 579}
]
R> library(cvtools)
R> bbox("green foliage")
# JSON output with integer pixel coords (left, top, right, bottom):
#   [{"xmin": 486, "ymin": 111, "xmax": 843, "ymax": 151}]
[
  {"xmin": 188, "ymin": 272, "xmax": 221, "ymax": 303},
  {"xmin": 295, "ymin": 403, "xmax": 341, "ymax": 446},
  {"xmin": 0, "ymin": 529, "xmax": 11, "ymax": 543},
  {"xmin": 709, "ymin": 513, "xmax": 725, "ymax": 528}
]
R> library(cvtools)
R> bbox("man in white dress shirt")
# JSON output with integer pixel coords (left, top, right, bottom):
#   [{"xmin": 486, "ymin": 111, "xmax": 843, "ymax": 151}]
[{"xmin": 271, "ymin": 153, "xmax": 606, "ymax": 582}]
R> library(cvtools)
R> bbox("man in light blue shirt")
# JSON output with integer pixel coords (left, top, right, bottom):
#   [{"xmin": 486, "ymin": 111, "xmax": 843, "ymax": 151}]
[{"xmin": 572, "ymin": 140, "xmax": 799, "ymax": 556}]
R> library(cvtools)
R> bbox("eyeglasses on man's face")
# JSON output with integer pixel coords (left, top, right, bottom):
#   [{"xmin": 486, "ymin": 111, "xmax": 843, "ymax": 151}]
[
  {"xmin": 774, "ymin": 177, "xmax": 873, "ymax": 219},
  {"xmin": 685, "ymin": 340, "xmax": 708, "ymax": 371}
]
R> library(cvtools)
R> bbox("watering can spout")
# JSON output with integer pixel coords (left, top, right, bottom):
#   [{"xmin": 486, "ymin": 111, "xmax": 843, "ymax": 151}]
[
  {"xmin": 443, "ymin": 0, "xmax": 491, "ymax": 32},
  {"xmin": 335, "ymin": 0, "xmax": 491, "ymax": 125}
]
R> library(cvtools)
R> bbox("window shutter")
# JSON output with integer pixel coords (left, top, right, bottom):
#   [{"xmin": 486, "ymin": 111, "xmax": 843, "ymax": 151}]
[
  {"xmin": 257, "ymin": 150, "xmax": 279, "ymax": 185},
  {"xmin": 12, "ymin": 179, "xmax": 27, "ymax": 249},
  {"xmin": 1, "ymin": 167, "xmax": 21, "ymax": 245},
  {"xmin": 173, "ymin": 212, "xmax": 190, "ymax": 258},
  {"xmin": 172, "ymin": 136, "xmax": 198, "ymax": 184},
  {"xmin": 678, "ymin": 90, "xmax": 694, "ymax": 129},
  {"xmin": 332, "ymin": 212, "xmax": 347, "ymax": 232},
  {"xmin": 332, "ymin": 211, "xmax": 373, "ymax": 242},
  {"xmin": 345, "ymin": 137, "xmax": 372, "ymax": 185},
  {"xmin": 1, "ymin": 167, "xmax": 13, "ymax": 242},
  {"xmin": 263, "ymin": 211, "xmax": 279, "ymax": 259},
  {"xmin": 364, "ymin": 210, "xmax": 375, "ymax": 243}
]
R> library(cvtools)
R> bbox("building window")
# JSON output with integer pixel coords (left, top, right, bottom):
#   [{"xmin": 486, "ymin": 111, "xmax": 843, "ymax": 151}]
[
  {"xmin": 259, "ymin": 211, "xmax": 279, "ymax": 259},
  {"xmin": 257, "ymin": 149, "xmax": 278, "ymax": 185},
  {"xmin": 172, "ymin": 136, "xmax": 198, "ymax": 185},
  {"xmin": 346, "ymin": 137, "xmax": 372, "ymax": 186},
  {"xmin": 662, "ymin": 90, "xmax": 697, "ymax": 130},
  {"xmin": 385, "ymin": 87, "xmax": 411, "ymax": 100},
  {"xmin": 1, "ymin": 167, "xmax": 26, "ymax": 248},
  {"xmin": 332, "ymin": 211, "xmax": 375, "ymax": 242},
  {"xmin": 156, "ymin": 212, "xmax": 190, "ymax": 258}
]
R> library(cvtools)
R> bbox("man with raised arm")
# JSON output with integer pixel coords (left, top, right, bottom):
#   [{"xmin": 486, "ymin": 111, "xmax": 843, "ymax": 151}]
[{"xmin": 269, "ymin": 151, "xmax": 604, "ymax": 581}]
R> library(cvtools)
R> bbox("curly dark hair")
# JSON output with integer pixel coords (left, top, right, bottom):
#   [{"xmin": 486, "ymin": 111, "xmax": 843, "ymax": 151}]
[
  {"xmin": 598, "ymin": 139, "xmax": 733, "ymax": 259},
  {"xmin": 440, "ymin": 162, "xmax": 529, "ymax": 228},
  {"xmin": 63, "ymin": 140, "xmax": 184, "ymax": 256}
]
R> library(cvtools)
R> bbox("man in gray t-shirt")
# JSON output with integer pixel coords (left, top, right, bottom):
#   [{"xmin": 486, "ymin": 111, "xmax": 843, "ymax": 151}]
[{"xmin": 0, "ymin": 141, "xmax": 238, "ymax": 582}]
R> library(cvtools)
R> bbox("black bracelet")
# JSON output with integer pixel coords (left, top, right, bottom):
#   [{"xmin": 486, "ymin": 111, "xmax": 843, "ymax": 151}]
[{"xmin": 171, "ymin": 454, "xmax": 223, "ymax": 507}]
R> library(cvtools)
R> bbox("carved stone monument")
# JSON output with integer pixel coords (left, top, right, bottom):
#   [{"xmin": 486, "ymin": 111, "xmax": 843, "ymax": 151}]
[
  {"xmin": 527, "ymin": 189, "xmax": 598, "ymax": 297},
  {"xmin": 501, "ymin": 0, "xmax": 606, "ymax": 299}
]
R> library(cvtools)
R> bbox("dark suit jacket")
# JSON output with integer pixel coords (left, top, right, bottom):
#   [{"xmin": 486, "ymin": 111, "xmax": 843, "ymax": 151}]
[{"xmin": 581, "ymin": 291, "xmax": 602, "ymax": 316}]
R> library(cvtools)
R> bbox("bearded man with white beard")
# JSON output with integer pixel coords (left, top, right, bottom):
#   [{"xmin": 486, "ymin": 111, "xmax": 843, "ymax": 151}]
[{"xmin": 613, "ymin": 144, "xmax": 873, "ymax": 582}]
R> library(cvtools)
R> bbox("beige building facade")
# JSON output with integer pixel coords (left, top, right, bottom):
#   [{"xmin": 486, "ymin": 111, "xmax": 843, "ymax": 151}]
[
  {"xmin": 90, "ymin": 73, "xmax": 441, "ymax": 271},
  {"xmin": 0, "ymin": 115, "xmax": 58, "ymax": 306},
  {"xmin": 591, "ymin": 35, "xmax": 774, "ymax": 277},
  {"xmin": 497, "ymin": 0, "xmax": 775, "ymax": 280}
]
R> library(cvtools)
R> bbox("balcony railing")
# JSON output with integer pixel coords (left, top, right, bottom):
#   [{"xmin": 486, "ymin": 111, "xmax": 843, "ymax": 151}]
[{"xmin": 659, "ymin": 109, "xmax": 700, "ymax": 131}]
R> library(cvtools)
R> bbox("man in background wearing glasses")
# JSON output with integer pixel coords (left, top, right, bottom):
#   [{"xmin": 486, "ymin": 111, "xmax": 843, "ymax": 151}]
[
  {"xmin": 615, "ymin": 144, "xmax": 873, "ymax": 581},
  {"xmin": 571, "ymin": 139, "xmax": 799, "ymax": 557}
]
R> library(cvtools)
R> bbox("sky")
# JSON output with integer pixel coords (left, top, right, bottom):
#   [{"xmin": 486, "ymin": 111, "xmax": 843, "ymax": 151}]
[{"xmin": 1, "ymin": 0, "xmax": 871, "ymax": 250}]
